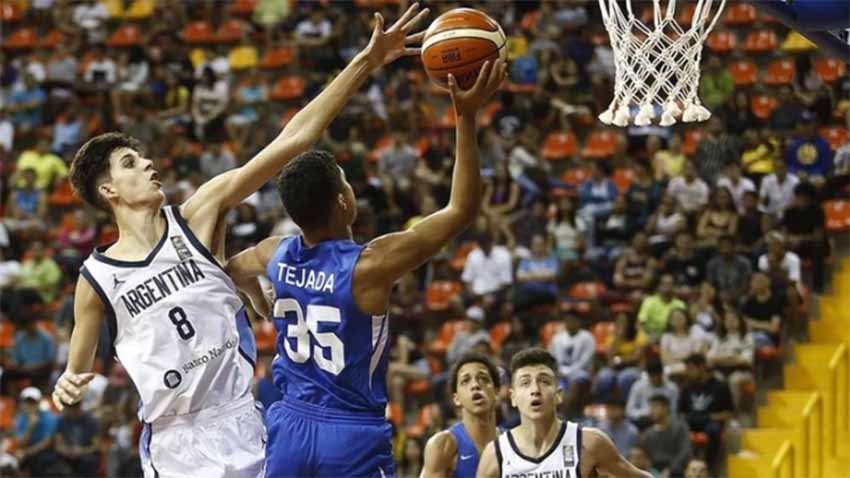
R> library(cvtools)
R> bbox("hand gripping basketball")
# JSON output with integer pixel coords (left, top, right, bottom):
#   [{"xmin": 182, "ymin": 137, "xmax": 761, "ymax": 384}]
[
  {"xmin": 52, "ymin": 371, "xmax": 96, "ymax": 411},
  {"xmin": 447, "ymin": 60, "xmax": 507, "ymax": 118}
]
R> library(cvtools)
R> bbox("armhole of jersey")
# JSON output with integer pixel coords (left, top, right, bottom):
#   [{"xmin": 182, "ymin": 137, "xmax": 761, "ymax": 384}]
[
  {"xmin": 494, "ymin": 436, "xmax": 503, "ymax": 478},
  {"xmin": 348, "ymin": 241, "xmax": 388, "ymax": 320},
  {"xmin": 169, "ymin": 205, "xmax": 227, "ymax": 273},
  {"xmin": 575, "ymin": 424, "xmax": 583, "ymax": 478},
  {"xmin": 79, "ymin": 265, "xmax": 117, "ymax": 355},
  {"xmin": 266, "ymin": 236, "xmax": 290, "ymax": 283}
]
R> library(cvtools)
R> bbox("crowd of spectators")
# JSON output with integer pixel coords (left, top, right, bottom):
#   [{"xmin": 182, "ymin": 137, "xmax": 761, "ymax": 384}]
[{"xmin": 1, "ymin": 0, "xmax": 848, "ymax": 477}]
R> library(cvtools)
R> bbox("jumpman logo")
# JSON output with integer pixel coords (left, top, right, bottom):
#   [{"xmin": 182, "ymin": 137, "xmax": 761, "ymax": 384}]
[{"xmin": 113, "ymin": 275, "xmax": 126, "ymax": 289}]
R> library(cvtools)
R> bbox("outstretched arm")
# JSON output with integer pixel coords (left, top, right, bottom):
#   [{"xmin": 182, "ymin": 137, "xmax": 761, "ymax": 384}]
[
  {"xmin": 181, "ymin": 4, "xmax": 428, "ymax": 223},
  {"xmin": 354, "ymin": 61, "xmax": 508, "ymax": 314},
  {"xmin": 421, "ymin": 431, "xmax": 458, "ymax": 478},
  {"xmin": 226, "ymin": 236, "xmax": 283, "ymax": 318}
]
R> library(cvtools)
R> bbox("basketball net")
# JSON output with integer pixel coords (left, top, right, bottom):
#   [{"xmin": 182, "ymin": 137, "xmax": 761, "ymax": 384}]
[{"xmin": 598, "ymin": 0, "xmax": 727, "ymax": 127}]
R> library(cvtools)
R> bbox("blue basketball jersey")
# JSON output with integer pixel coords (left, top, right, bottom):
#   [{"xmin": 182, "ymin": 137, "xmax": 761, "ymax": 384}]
[
  {"xmin": 267, "ymin": 236, "xmax": 389, "ymax": 414},
  {"xmin": 449, "ymin": 423, "xmax": 481, "ymax": 478}
]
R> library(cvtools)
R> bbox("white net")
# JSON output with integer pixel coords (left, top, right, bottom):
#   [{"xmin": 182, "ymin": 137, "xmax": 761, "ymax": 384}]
[{"xmin": 597, "ymin": 0, "xmax": 727, "ymax": 126}]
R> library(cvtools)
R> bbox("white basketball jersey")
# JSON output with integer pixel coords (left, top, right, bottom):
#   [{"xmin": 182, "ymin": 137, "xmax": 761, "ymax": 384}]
[
  {"xmin": 496, "ymin": 421, "xmax": 582, "ymax": 478},
  {"xmin": 81, "ymin": 206, "xmax": 255, "ymax": 423}
]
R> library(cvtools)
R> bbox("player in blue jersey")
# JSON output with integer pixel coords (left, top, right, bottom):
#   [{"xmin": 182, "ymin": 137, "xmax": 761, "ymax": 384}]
[
  {"xmin": 421, "ymin": 353, "xmax": 501, "ymax": 478},
  {"xmin": 226, "ymin": 57, "xmax": 507, "ymax": 476}
]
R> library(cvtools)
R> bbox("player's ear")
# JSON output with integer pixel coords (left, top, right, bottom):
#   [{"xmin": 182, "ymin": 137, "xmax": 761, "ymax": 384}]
[
  {"xmin": 336, "ymin": 192, "xmax": 347, "ymax": 210},
  {"xmin": 452, "ymin": 392, "xmax": 461, "ymax": 408},
  {"xmin": 98, "ymin": 182, "xmax": 119, "ymax": 203},
  {"xmin": 555, "ymin": 386, "xmax": 564, "ymax": 407},
  {"xmin": 509, "ymin": 387, "xmax": 516, "ymax": 408}
]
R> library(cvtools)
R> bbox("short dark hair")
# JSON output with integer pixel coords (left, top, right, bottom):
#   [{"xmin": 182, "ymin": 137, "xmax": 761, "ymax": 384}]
[
  {"xmin": 449, "ymin": 352, "xmax": 501, "ymax": 393},
  {"xmin": 649, "ymin": 394, "xmax": 670, "ymax": 407},
  {"xmin": 793, "ymin": 181, "xmax": 817, "ymax": 200},
  {"xmin": 646, "ymin": 357, "xmax": 664, "ymax": 375},
  {"xmin": 685, "ymin": 353, "xmax": 708, "ymax": 366},
  {"xmin": 276, "ymin": 150, "xmax": 342, "ymax": 232},
  {"xmin": 70, "ymin": 132, "xmax": 143, "ymax": 212},
  {"xmin": 510, "ymin": 347, "xmax": 557, "ymax": 379}
]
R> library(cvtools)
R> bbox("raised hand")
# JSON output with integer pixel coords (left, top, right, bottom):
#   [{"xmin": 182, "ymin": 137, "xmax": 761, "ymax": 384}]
[
  {"xmin": 52, "ymin": 371, "xmax": 96, "ymax": 411},
  {"xmin": 363, "ymin": 2, "xmax": 429, "ymax": 69},
  {"xmin": 447, "ymin": 60, "xmax": 508, "ymax": 118}
]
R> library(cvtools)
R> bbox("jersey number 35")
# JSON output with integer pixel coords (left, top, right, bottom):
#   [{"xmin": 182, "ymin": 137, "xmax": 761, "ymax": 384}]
[{"xmin": 273, "ymin": 298, "xmax": 346, "ymax": 375}]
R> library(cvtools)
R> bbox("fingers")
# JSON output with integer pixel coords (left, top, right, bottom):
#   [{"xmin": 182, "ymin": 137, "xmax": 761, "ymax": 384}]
[
  {"xmin": 403, "ymin": 47, "xmax": 421, "ymax": 56},
  {"xmin": 401, "ymin": 7, "xmax": 430, "ymax": 34},
  {"xmin": 470, "ymin": 60, "xmax": 493, "ymax": 93},
  {"xmin": 77, "ymin": 373, "xmax": 96, "ymax": 385},
  {"xmin": 52, "ymin": 391, "xmax": 66, "ymax": 412},
  {"xmin": 487, "ymin": 60, "xmax": 508, "ymax": 92},
  {"xmin": 405, "ymin": 31, "xmax": 426, "ymax": 45},
  {"xmin": 447, "ymin": 73, "xmax": 460, "ymax": 96},
  {"xmin": 394, "ymin": 2, "xmax": 421, "ymax": 31},
  {"xmin": 372, "ymin": 12, "xmax": 385, "ymax": 35}
]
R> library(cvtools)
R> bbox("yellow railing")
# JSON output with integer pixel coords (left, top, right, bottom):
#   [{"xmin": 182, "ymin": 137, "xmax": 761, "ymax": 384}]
[
  {"xmin": 772, "ymin": 440, "xmax": 794, "ymax": 478},
  {"xmin": 802, "ymin": 392, "xmax": 823, "ymax": 478},
  {"xmin": 828, "ymin": 343, "xmax": 848, "ymax": 458}
]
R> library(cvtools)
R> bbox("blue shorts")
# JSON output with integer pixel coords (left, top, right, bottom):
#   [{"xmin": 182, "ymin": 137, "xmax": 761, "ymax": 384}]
[{"xmin": 265, "ymin": 398, "xmax": 395, "ymax": 478}]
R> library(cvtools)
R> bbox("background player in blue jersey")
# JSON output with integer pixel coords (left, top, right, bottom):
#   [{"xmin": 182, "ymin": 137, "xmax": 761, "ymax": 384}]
[
  {"xmin": 226, "ymin": 57, "xmax": 507, "ymax": 477},
  {"xmin": 421, "ymin": 353, "xmax": 501, "ymax": 478}
]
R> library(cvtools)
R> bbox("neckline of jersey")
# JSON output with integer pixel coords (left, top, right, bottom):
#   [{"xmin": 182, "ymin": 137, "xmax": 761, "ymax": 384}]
[
  {"xmin": 506, "ymin": 420, "xmax": 567, "ymax": 465},
  {"xmin": 92, "ymin": 208, "xmax": 170, "ymax": 268}
]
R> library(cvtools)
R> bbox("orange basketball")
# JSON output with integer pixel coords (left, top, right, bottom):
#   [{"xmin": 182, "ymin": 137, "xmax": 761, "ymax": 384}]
[{"xmin": 421, "ymin": 8, "xmax": 507, "ymax": 90}]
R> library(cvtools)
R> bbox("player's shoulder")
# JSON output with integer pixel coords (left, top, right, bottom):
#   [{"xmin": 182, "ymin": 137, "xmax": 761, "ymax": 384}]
[{"xmin": 424, "ymin": 428, "xmax": 459, "ymax": 460}]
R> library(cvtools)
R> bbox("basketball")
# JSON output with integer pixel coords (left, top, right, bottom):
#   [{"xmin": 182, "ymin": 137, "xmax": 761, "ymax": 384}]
[{"xmin": 421, "ymin": 8, "xmax": 507, "ymax": 90}]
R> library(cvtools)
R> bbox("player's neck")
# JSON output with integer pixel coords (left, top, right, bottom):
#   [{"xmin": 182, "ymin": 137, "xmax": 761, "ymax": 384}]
[
  {"xmin": 516, "ymin": 415, "xmax": 561, "ymax": 455},
  {"xmin": 461, "ymin": 409, "xmax": 498, "ymax": 451},
  {"xmin": 112, "ymin": 206, "xmax": 166, "ymax": 252},
  {"xmin": 302, "ymin": 224, "xmax": 353, "ymax": 247}
]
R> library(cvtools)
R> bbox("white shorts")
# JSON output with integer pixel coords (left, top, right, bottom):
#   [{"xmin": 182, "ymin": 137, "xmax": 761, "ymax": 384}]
[{"xmin": 141, "ymin": 395, "xmax": 266, "ymax": 478}]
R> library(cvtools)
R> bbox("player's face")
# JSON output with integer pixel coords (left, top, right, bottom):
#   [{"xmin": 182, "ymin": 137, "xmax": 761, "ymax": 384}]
[
  {"xmin": 101, "ymin": 147, "xmax": 164, "ymax": 211},
  {"xmin": 510, "ymin": 365, "xmax": 561, "ymax": 422},
  {"xmin": 453, "ymin": 362, "xmax": 497, "ymax": 415}
]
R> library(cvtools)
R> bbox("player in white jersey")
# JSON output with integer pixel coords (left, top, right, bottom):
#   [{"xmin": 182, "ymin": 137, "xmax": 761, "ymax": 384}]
[
  {"xmin": 50, "ymin": 5, "xmax": 428, "ymax": 477},
  {"xmin": 477, "ymin": 348, "xmax": 651, "ymax": 478}
]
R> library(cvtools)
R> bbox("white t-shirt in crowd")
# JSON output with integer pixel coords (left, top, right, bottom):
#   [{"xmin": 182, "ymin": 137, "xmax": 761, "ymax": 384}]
[
  {"xmin": 759, "ymin": 173, "xmax": 799, "ymax": 219},
  {"xmin": 461, "ymin": 245, "xmax": 513, "ymax": 296},
  {"xmin": 667, "ymin": 176, "xmax": 709, "ymax": 213},
  {"xmin": 717, "ymin": 176, "xmax": 756, "ymax": 214}
]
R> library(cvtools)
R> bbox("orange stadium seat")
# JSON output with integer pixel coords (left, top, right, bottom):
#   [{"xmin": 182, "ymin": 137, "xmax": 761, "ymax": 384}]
[
  {"xmin": 181, "ymin": 20, "xmax": 216, "ymax": 44},
  {"xmin": 540, "ymin": 321, "xmax": 565, "ymax": 348},
  {"xmin": 612, "ymin": 168, "xmax": 635, "ymax": 194},
  {"xmin": 582, "ymin": 130, "xmax": 617, "ymax": 159},
  {"xmin": 107, "ymin": 25, "xmax": 143, "ymax": 47},
  {"xmin": 3, "ymin": 27, "xmax": 37, "ymax": 50},
  {"xmin": 0, "ymin": 320, "xmax": 14, "ymax": 348},
  {"xmin": 216, "ymin": 19, "xmax": 244, "ymax": 44},
  {"xmin": 742, "ymin": 30, "xmax": 777, "ymax": 53},
  {"xmin": 270, "ymin": 76, "xmax": 305, "ymax": 101},
  {"xmin": 278, "ymin": 107, "xmax": 299, "ymax": 128},
  {"xmin": 49, "ymin": 178, "xmax": 81, "ymax": 207},
  {"xmin": 1, "ymin": 2, "xmax": 23, "ymax": 22},
  {"xmin": 520, "ymin": 9, "xmax": 541, "ymax": 32},
  {"xmin": 561, "ymin": 167, "xmax": 591, "ymax": 189},
  {"xmin": 425, "ymin": 281, "xmax": 463, "ymax": 312},
  {"xmin": 706, "ymin": 30, "xmax": 737, "ymax": 53},
  {"xmin": 366, "ymin": 135, "xmax": 392, "ymax": 162},
  {"xmin": 823, "ymin": 200, "xmax": 850, "ymax": 232},
  {"xmin": 230, "ymin": 0, "xmax": 257, "ymax": 16},
  {"xmin": 820, "ymin": 126, "xmax": 849, "ymax": 150},
  {"xmin": 255, "ymin": 320, "xmax": 276, "ymax": 353},
  {"xmin": 490, "ymin": 321, "xmax": 512, "ymax": 351},
  {"xmin": 724, "ymin": 3, "xmax": 756, "ymax": 26},
  {"xmin": 0, "ymin": 398, "xmax": 16, "ymax": 430},
  {"xmin": 765, "ymin": 58, "xmax": 796, "ymax": 85},
  {"xmin": 260, "ymin": 46, "xmax": 294, "ymax": 69},
  {"xmin": 675, "ymin": 3, "xmax": 697, "ymax": 26},
  {"xmin": 450, "ymin": 241, "xmax": 478, "ymax": 271},
  {"xmin": 683, "ymin": 129, "xmax": 706, "ymax": 156},
  {"xmin": 542, "ymin": 131, "xmax": 578, "ymax": 160},
  {"xmin": 40, "ymin": 29, "xmax": 66, "ymax": 49},
  {"xmin": 814, "ymin": 58, "xmax": 847, "ymax": 83},
  {"xmin": 750, "ymin": 94, "xmax": 779, "ymax": 119},
  {"xmin": 727, "ymin": 60, "xmax": 758, "ymax": 86},
  {"xmin": 569, "ymin": 281, "xmax": 606, "ymax": 300},
  {"xmin": 480, "ymin": 101, "xmax": 502, "ymax": 127}
]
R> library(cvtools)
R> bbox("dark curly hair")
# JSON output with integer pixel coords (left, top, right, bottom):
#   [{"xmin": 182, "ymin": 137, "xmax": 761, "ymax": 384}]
[
  {"xmin": 70, "ymin": 132, "xmax": 142, "ymax": 213},
  {"xmin": 276, "ymin": 150, "xmax": 342, "ymax": 232},
  {"xmin": 449, "ymin": 352, "xmax": 501, "ymax": 394},
  {"xmin": 509, "ymin": 347, "xmax": 557, "ymax": 380}
]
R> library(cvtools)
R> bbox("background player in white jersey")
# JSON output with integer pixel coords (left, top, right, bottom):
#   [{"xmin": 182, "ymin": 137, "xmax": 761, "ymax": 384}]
[
  {"xmin": 421, "ymin": 353, "xmax": 501, "ymax": 478},
  {"xmin": 49, "ymin": 4, "xmax": 428, "ymax": 477},
  {"xmin": 477, "ymin": 348, "xmax": 651, "ymax": 478}
]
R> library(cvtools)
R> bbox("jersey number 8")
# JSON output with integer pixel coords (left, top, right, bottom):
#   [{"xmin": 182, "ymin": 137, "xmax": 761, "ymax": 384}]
[{"xmin": 273, "ymin": 298, "xmax": 346, "ymax": 375}]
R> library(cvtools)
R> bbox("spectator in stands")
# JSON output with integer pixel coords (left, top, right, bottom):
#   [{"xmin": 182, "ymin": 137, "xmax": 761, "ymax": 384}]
[
  {"xmin": 200, "ymin": 141, "xmax": 238, "ymax": 178},
  {"xmin": 45, "ymin": 43, "xmax": 79, "ymax": 91},
  {"xmin": 508, "ymin": 126, "xmax": 550, "ymax": 202},
  {"xmin": 759, "ymin": 157, "xmax": 800, "ymax": 222},
  {"xmin": 596, "ymin": 313, "xmax": 645, "ymax": 402},
  {"xmin": 18, "ymin": 240, "xmax": 63, "ymax": 304},
  {"xmin": 120, "ymin": 103, "xmax": 164, "ymax": 152},
  {"xmin": 695, "ymin": 117, "xmax": 740, "ymax": 185},
  {"xmin": 652, "ymin": 133, "xmax": 686, "ymax": 181},
  {"xmin": 388, "ymin": 333, "xmax": 430, "ymax": 417},
  {"xmin": 578, "ymin": 161, "xmax": 618, "ymax": 225},
  {"xmin": 629, "ymin": 446, "xmax": 662, "ymax": 477},
  {"xmin": 590, "ymin": 196, "xmax": 631, "ymax": 261},
  {"xmin": 227, "ymin": 69, "xmax": 268, "ymax": 146},
  {"xmin": 679, "ymin": 354, "xmax": 734, "ymax": 469},
  {"xmin": 71, "ymin": 0, "xmax": 110, "ymax": 44},
  {"xmin": 660, "ymin": 309, "xmax": 705, "ymax": 377},
  {"xmin": 723, "ymin": 90, "xmax": 757, "ymax": 135},
  {"xmin": 699, "ymin": 55, "xmax": 734, "ymax": 111},
  {"xmin": 55, "ymin": 401, "xmax": 100, "ymax": 477},
  {"xmin": 8, "ymin": 168, "xmax": 47, "ymax": 226},
  {"xmin": 626, "ymin": 358, "xmax": 680, "ymax": 428},
  {"xmin": 5, "ymin": 318, "xmax": 56, "ymax": 391},
  {"xmin": 397, "ymin": 436, "xmax": 424, "ymax": 478},
  {"xmin": 82, "ymin": 44, "xmax": 117, "ymax": 89},
  {"xmin": 737, "ymin": 190, "xmax": 771, "ymax": 260},
  {"xmin": 294, "ymin": 9, "xmax": 335, "ymax": 70},
  {"xmin": 0, "ymin": 107, "xmax": 13, "ymax": 154},
  {"xmin": 191, "ymin": 66, "xmax": 229, "ymax": 142},
  {"xmin": 15, "ymin": 137, "xmax": 67, "ymax": 191},
  {"xmin": 667, "ymin": 159, "xmax": 709, "ymax": 218},
  {"xmin": 786, "ymin": 111, "xmax": 833, "ymax": 187},
  {"xmin": 741, "ymin": 272, "xmax": 785, "ymax": 348},
  {"xmin": 684, "ymin": 458, "xmax": 710, "ymax": 478},
  {"xmin": 637, "ymin": 274, "xmax": 686, "ymax": 341},
  {"xmin": 624, "ymin": 161, "xmax": 662, "ymax": 230},
  {"xmin": 613, "ymin": 232, "xmax": 658, "ymax": 300},
  {"xmin": 548, "ymin": 195, "xmax": 586, "ymax": 262},
  {"xmin": 378, "ymin": 130, "xmax": 418, "ymax": 193},
  {"xmin": 461, "ymin": 232, "xmax": 513, "ymax": 299},
  {"xmin": 599, "ymin": 398, "xmax": 639, "ymax": 456},
  {"xmin": 696, "ymin": 187, "xmax": 738, "ymax": 250},
  {"xmin": 491, "ymin": 92, "xmax": 526, "ymax": 146},
  {"xmin": 114, "ymin": 46, "xmax": 150, "ymax": 115},
  {"xmin": 447, "ymin": 306, "xmax": 491, "ymax": 365},
  {"xmin": 706, "ymin": 235, "xmax": 752, "ymax": 301},
  {"xmin": 549, "ymin": 312, "xmax": 595, "ymax": 417},
  {"xmin": 661, "ymin": 232, "xmax": 704, "ymax": 298},
  {"xmin": 55, "ymin": 209, "xmax": 97, "ymax": 278},
  {"xmin": 52, "ymin": 104, "xmax": 83, "ymax": 158},
  {"xmin": 708, "ymin": 308, "xmax": 755, "ymax": 410},
  {"xmin": 689, "ymin": 282, "xmax": 721, "ymax": 339},
  {"xmin": 782, "ymin": 182, "xmax": 827, "ymax": 292},
  {"xmin": 646, "ymin": 194, "xmax": 687, "ymax": 255},
  {"xmin": 7, "ymin": 73, "xmax": 47, "ymax": 131},
  {"xmin": 740, "ymin": 129, "xmax": 778, "ymax": 181},
  {"xmin": 717, "ymin": 163, "xmax": 755, "ymax": 214},
  {"xmin": 769, "ymin": 86, "xmax": 805, "ymax": 132},
  {"xmin": 513, "ymin": 234, "xmax": 559, "ymax": 311},
  {"xmin": 512, "ymin": 198, "xmax": 550, "ymax": 253},
  {"xmin": 14, "ymin": 387, "xmax": 64, "ymax": 477},
  {"xmin": 758, "ymin": 231, "xmax": 803, "ymax": 301},
  {"xmin": 640, "ymin": 394, "xmax": 692, "ymax": 478}
]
